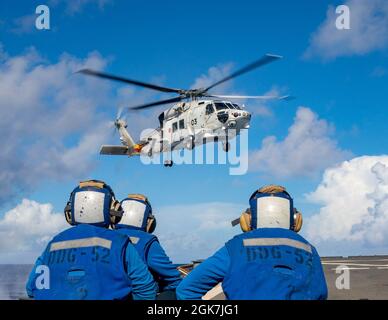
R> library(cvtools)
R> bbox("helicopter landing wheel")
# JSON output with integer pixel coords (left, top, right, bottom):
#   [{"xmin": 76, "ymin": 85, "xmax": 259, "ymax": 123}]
[
  {"xmin": 223, "ymin": 142, "xmax": 230, "ymax": 152},
  {"xmin": 148, "ymin": 150, "xmax": 153, "ymax": 157},
  {"xmin": 164, "ymin": 160, "xmax": 173, "ymax": 167}
]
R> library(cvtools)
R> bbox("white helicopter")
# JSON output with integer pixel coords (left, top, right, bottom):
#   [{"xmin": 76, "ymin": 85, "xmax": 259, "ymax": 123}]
[{"xmin": 79, "ymin": 54, "xmax": 290, "ymax": 167}]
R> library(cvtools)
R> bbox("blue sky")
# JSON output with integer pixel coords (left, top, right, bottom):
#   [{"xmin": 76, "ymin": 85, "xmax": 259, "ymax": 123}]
[{"xmin": 1, "ymin": 0, "xmax": 388, "ymax": 263}]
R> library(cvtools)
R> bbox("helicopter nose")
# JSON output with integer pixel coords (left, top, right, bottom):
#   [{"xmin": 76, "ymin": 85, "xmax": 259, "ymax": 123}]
[
  {"xmin": 231, "ymin": 110, "xmax": 251, "ymax": 120},
  {"xmin": 234, "ymin": 110, "xmax": 251, "ymax": 129}
]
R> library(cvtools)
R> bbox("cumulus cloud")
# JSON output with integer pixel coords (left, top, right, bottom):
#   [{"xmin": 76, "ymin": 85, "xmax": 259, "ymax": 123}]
[
  {"xmin": 191, "ymin": 62, "xmax": 283, "ymax": 117},
  {"xmin": 154, "ymin": 202, "xmax": 243, "ymax": 263},
  {"xmin": 0, "ymin": 200, "xmax": 243, "ymax": 264},
  {"xmin": 245, "ymin": 87, "xmax": 288, "ymax": 117},
  {"xmin": 115, "ymin": 84, "xmax": 165, "ymax": 138},
  {"xmin": 0, "ymin": 199, "xmax": 68, "ymax": 263},
  {"xmin": 249, "ymin": 107, "xmax": 351, "ymax": 178},
  {"xmin": 0, "ymin": 46, "xmax": 113, "ymax": 205},
  {"xmin": 305, "ymin": 156, "xmax": 388, "ymax": 255},
  {"xmin": 305, "ymin": 0, "xmax": 388, "ymax": 59},
  {"xmin": 191, "ymin": 63, "xmax": 234, "ymax": 93}
]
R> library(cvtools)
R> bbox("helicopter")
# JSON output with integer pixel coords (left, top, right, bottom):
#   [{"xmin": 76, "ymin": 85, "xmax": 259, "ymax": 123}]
[{"xmin": 79, "ymin": 54, "xmax": 290, "ymax": 167}]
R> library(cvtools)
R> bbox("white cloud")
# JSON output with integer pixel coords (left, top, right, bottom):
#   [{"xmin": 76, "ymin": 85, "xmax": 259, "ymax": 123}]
[
  {"xmin": 0, "ymin": 200, "xmax": 243, "ymax": 264},
  {"xmin": 154, "ymin": 202, "xmax": 243, "ymax": 264},
  {"xmin": 0, "ymin": 46, "xmax": 114, "ymax": 204},
  {"xmin": 305, "ymin": 156, "xmax": 388, "ymax": 255},
  {"xmin": 115, "ymin": 85, "xmax": 164, "ymax": 138},
  {"xmin": 191, "ymin": 63, "xmax": 234, "ymax": 93},
  {"xmin": 191, "ymin": 62, "xmax": 282, "ymax": 117},
  {"xmin": 245, "ymin": 87, "xmax": 288, "ymax": 118},
  {"xmin": 305, "ymin": 0, "xmax": 388, "ymax": 59},
  {"xmin": 0, "ymin": 199, "xmax": 68, "ymax": 263},
  {"xmin": 249, "ymin": 107, "xmax": 351, "ymax": 178}
]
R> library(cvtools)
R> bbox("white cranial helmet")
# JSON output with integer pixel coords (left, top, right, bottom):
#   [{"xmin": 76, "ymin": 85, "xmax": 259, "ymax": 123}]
[
  {"xmin": 64, "ymin": 180, "xmax": 123, "ymax": 227},
  {"xmin": 238, "ymin": 185, "xmax": 302, "ymax": 233},
  {"xmin": 118, "ymin": 194, "xmax": 156, "ymax": 233}
]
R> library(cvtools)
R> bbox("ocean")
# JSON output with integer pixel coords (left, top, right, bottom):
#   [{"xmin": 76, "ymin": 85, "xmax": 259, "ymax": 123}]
[{"xmin": 0, "ymin": 265, "xmax": 32, "ymax": 300}]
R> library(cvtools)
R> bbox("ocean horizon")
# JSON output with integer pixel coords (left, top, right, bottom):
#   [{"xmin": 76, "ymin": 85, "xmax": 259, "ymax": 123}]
[{"xmin": 0, "ymin": 264, "xmax": 32, "ymax": 300}]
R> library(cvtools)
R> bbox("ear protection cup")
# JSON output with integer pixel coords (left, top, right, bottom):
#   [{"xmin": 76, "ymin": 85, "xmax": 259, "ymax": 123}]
[
  {"xmin": 239, "ymin": 208, "xmax": 252, "ymax": 232},
  {"xmin": 146, "ymin": 215, "xmax": 157, "ymax": 233},
  {"xmin": 64, "ymin": 201, "xmax": 73, "ymax": 225},
  {"xmin": 110, "ymin": 199, "xmax": 124, "ymax": 226},
  {"xmin": 293, "ymin": 209, "xmax": 303, "ymax": 232}
]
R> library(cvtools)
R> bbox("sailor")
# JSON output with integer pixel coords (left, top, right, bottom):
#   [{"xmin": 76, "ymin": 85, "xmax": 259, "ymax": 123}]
[
  {"xmin": 26, "ymin": 180, "xmax": 157, "ymax": 300},
  {"xmin": 114, "ymin": 194, "xmax": 181, "ymax": 298},
  {"xmin": 176, "ymin": 185, "xmax": 328, "ymax": 300}
]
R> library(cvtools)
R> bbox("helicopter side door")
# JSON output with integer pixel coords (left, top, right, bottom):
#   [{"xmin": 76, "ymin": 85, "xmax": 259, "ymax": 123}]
[
  {"xmin": 190, "ymin": 104, "xmax": 205, "ymax": 130},
  {"xmin": 204, "ymin": 102, "xmax": 217, "ymax": 129},
  {"xmin": 171, "ymin": 119, "xmax": 180, "ymax": 145},
  {"xmin": 168, "ymin": 116, "xmax": 187, "ymax": 150},
  {"xmin": 162, "ymin": 119, "xmax": 174, "ymax": 151}
]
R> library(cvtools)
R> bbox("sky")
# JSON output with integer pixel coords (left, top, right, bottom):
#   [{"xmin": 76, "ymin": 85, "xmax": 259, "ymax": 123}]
[{"xmin": 0, "ymin": 0, "xmax": 388, "ymax": 263}]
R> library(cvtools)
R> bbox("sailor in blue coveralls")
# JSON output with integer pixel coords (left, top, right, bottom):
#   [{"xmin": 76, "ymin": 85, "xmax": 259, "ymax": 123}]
[
  {"xmin": 114, "ymin": 194, "xmax": 181, "ymax": 298},
  {"xmin": 26, "ymin": 180, "xmax": 157, "ymax": 300},
  {"xmin": 176, "ymin": 185, "xmax": 328, "ymax": 300}
]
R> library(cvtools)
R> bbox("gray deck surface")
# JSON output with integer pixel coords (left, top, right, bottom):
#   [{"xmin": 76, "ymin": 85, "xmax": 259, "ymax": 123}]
[{"xmin": 322, "ymin": 256, "xmax": 388, "ymax": 300}]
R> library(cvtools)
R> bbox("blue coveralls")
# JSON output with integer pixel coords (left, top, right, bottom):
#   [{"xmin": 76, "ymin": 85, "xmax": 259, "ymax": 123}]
[
  {"xmin": 26, "ymin": 224, "xmax": 157, "ymax": 300},
  {"xmin": 177, "ymin": 228, "xmax": 328, "ymax": 300},
  {"xmin": 116, "ymin": 226, "xmax": 181, "ymax": 292}
]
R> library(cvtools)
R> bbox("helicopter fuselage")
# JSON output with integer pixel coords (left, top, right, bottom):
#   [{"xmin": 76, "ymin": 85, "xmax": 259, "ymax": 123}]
[
  {"xmin": 139, "ymin": 100, "xmax": 251, "ymax": 156},
  {"xmin": 93, "ymin": 53, "xmax": 285, "ymax": 165}
]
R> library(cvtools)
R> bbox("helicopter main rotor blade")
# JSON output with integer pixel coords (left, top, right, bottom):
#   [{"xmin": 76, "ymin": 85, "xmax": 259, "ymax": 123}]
[
  {"xmin": 204, "ymin": 54, "xmax": 283, "ymax": 92},
  {"xmin": 78, "ymin": 69, "xmax": 182, "ymax": 94},
  {"xmin": 129, "ymin": 96, "xmax": 184, "ymax": 111},
  {"xmin": 205, "ymin": 94, "xmax": 292, "ymax": 100}
]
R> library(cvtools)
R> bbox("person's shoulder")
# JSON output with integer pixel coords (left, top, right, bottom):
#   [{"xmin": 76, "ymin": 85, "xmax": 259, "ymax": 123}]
[
  {"xmin": 225, "ymin": 232, "xmax": 246, "ymax": 248},
  {"xmin": 287, "ymin": 231, "xmax": 321, "ymax": 256},
  {"xmin": 145, "ymin": 232, "xmax": 158, "ymax": 242},
  {"xmin": 131, "ymin": 229, "xmax": 158, "ymax": 242},
  {"xmin": 97, "ymin": 226, "xmax": 131, "ymax": 242},
  {"xmin": 50, "ymin": 225, "xmax": 74, "ymax": 240}
]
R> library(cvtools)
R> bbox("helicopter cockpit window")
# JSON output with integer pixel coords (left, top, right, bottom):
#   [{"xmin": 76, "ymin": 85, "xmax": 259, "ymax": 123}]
[
  {"xmin": 179, "ymin": 119, "xmax": 185, "ymax": 129},
  {"xmin": 215, "ymin": 103, "xmax": 229, "ymax": 111},
  {"xmin": 226, "ymin": 103, "xmax": 236, "ymax": 109},
  {"xmin": 172, "ymin": 122, "xmax": 178, "ymax": 132},
  {"xmin": 233, "ymin": 104, "xmax": 242, "ymax": 110},
  {"xmin": 205, "ymin": 104, "xmax": 214, "ymax": 115}
]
